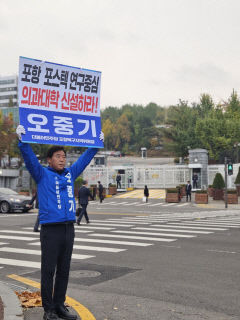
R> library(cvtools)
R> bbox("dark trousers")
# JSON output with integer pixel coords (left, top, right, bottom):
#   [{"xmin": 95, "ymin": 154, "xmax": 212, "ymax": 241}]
[
  {"xmin": 40, "ymin": 224, "xmax": 74, "ymax": 312},
  {"xmin": 34, "ymin": 214, "xmax": 40, "ymax": 230},
  {"xmin": 77, "ymin": 204, "xmax": 89, "ymax": 223},
  {"xmin": 186, "ymin": 192, "xmax": 191, "ymax": 201},
  {"xmin": 99, "ymin": 192, "xmax": 103, "ymax": 203},
  {"xmin": 117, "ymin": 181, "xmax": 121, "ymax": 189}
]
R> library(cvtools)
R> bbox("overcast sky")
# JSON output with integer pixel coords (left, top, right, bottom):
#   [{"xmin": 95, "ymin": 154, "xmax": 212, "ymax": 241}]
[{"xmin": 0, "ymin": 0, "xmax": 240, "ymax": 109}]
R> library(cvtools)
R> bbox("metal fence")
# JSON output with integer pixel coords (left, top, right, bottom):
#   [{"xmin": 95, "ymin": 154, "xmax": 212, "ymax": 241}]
[{"xmin": 83, "ymin": 163, "xmax": 240, "ymax": 190}]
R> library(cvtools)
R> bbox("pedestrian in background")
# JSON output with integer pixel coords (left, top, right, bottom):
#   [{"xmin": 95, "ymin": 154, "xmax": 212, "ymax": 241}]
[
  {"xmin": 192, "ymin": 173, "xmax": 198, "ymax": 189},
  {"xmin": 17, "ymin": 124, "xmax": 103, "ymax": 320},
  {"xmin": 98, "ymin": 181, "xmax": 104, "ymax": 203},
  {"xmin": 77, "ymin": 180, "xmax": 94, "ymax": 225},
  {"xmin": 25, "ymin": 192, "xmax": 40, "ymax": 232},
  {"xmin": 144, "ymin": 185, "xmax": 149, "ymax": 202},
  {"xmin": 32, "ymin": 192, "xmax": 39, "ymax": 232},
  {"xmin": 116, "ymin": 172, "xmax": 121, "ymax": 189},
  {"xmin": 185, "ymin": 180, "xmax": 192, "ymax": 201}
]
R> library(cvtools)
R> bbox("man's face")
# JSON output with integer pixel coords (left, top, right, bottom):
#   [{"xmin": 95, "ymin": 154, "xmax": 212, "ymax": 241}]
[{"xmin": 47, "ymin": 150, "xmax": 66, "ymax": 171}]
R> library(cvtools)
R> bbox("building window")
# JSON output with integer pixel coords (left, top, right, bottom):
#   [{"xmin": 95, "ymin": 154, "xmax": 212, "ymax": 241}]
[
  {"xmin": 0, "ymin": 79, "xmax": 16, "ymax": 85},
  {"xmin": 0, "ymin": 87, "xmax": 17, "ymax": 92},
  {"xmin": 0, "ymin": 95, "xmax": 17, "ymax": 100}
]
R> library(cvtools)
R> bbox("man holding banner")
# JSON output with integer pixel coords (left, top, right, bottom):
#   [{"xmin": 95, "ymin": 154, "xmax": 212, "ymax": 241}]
[{"xmin": 17, "ymin": 57, "xmax": 104, "ymax": 320}]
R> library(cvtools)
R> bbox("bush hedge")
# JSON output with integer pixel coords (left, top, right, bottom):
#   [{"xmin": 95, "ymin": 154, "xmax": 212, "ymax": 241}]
[
  {"xmin": 212, "ymin": 173, "xmax": 225, "ymax": 189},
  {"xmin": 234, "ymin": 167, "xmax": 240, "ymax": 184},
  {"xmin": 227, "ymin": 189, "xmax": 237, "ymax": 194},
  {"xmin": 166, "ymin": 188, "xmax": 179, "ymax": 193}
]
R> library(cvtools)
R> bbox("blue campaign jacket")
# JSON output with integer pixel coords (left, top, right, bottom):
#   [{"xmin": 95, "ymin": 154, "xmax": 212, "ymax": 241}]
[{"xmin": 18, "ymin": 142, "xmax": 98, "ymax": 224}]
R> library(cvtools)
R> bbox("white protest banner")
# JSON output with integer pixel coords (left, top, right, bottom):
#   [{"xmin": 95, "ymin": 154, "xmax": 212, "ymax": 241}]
[{"xmin": 18, "ymin": 56, "xmax": 103, "ymax": 148}]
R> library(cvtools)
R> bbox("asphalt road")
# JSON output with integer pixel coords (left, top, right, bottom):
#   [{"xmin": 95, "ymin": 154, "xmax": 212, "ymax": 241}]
[{"xmin": 0, "ymin": 198, "xmax": 240, "ymax": 320}]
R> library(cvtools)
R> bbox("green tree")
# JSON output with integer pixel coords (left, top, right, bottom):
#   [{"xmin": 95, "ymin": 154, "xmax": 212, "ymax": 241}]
[{"xmin": 164, "ymin": 101, "xmax": 201, "ymax": 157}]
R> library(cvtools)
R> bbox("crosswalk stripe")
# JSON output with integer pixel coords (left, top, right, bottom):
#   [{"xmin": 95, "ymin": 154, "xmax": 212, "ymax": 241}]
[
  {"xmin": 29, "ymin": 242, "xmax": 126, "ymax": 253},
  {"xmin": 73, "ymin": 245, "xmax": 126, "ymax": 253},
  {"xmin": 102, "ymin": 201, "xmax": 116, "ymax": 204},
  {"xmin": 88, "ymin": 233, "xmax": 176, "ymax": 242},
  {"xmin": 191, "ymin": 220, "xmax": 240, "ymax": 225},
  {"xmin": 88, "ymin": 221, "xmax": 135, "ymax": 227},
  {"xmin": 29, "ymin": 238, "xmax": 153, "ymax": 247},
  {"xmin": 169, "ymin": 222, "xmax": 240, "ymax": 228},
  {"xmin": 216, "ymin": 218, "xmax": 240, "ymax": 220},
  {"xmin": 124, "ymin": 202, "xmax": 139, "ymax": 205},
  {"xmin": 111, "ymin": 230, "xmax": 195, "ymax": 238},
  {"xmin": 0, "ymin": 242, "xmax": 8, "ymax": 245},
  {"xmin": 74, "ymin": 226, "xmax": 115, "ymax": 230},
  {"xmin": 148, "ymin": 203, "xmax": 164, "ymax": 207},
  {"xmin": 178, "ymin": 203, "xmax": 190, "ymax": 207},
  {"xmin": 0, "ymin": 247, "xmax": 94, "ymax": 259},
  {"xmin": 162, "ymin": 203, "xmax": 176, "ymax": 206},
  {"xmin": 0, "ymin": 258, "xmax": 40, "ymax": 268},
  {"xmin": 22, "ymin": 228, "xmax": 91, "ymax": 234},
  {"xmin": 153, "ymin": 224, "xmax": 227, "ymax": 231},
  {"xmin": 105, "ymin": 219, "xmax": 150, "ymax": 225},
  {"xmin": 133, "ymin": 227, "xmax": 212, "ymax": 234},
  {"xmin": 203, "ymin": 219, "xmax": 240, "ymax": 224},
  {"xmin": 0, "ymin": 235, "xmax": 38, "ymax": 241},
  {"xmin": 108, "ymin": 202, "xmax": 122, "ymax": 206}
]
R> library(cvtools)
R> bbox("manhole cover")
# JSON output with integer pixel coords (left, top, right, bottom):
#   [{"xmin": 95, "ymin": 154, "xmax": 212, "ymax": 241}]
[{"xmin": 70, "ymin": 270, "xmax": 101, "ymax": 278}]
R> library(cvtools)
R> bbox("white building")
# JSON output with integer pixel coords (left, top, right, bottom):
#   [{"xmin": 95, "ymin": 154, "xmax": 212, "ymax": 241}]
[{"xmin": 0, "ymin": 75, "xmax": 18, "ymax": 108}]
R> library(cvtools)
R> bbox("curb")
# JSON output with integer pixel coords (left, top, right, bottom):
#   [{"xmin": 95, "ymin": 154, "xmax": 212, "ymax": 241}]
[{"xmin": 0, "ymin": 282, "xmax": 23, "ymax": 320}]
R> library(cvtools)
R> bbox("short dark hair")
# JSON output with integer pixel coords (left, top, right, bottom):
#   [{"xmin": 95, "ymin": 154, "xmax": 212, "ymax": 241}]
[
  {"xmin": 82, "ymin": 180, "xmax": 87, "ymax": 185},
  {"xmin": 47, "ymin": 146, "xmax": 66, "ymax": 158},
  {"xmin": 98, "ymin": 181, "xmax": 101, "ymax": 183}
]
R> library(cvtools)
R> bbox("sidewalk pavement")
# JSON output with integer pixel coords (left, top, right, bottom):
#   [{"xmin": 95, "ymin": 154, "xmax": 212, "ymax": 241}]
[
  {"xmin": 0, "ymin": 281, "xmax": 23, "ymax": 320},
  {"xmin": 0, "ymin": 282, "xmax": 77, "ymax": 320}
]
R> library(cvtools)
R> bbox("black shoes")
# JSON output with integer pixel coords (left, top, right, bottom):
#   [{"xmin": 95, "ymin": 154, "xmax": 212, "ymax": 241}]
[
  {"xmin": 76, "ymin": 221, "xmax": 80, "ymax": 225},
  {"xmin": 33, "ymin": 229, "xmax": 40, "ymax": 232},
  {"xmin": 55, "ymin": 305, "xmax": 77, "ymax": 320},
  {"xmin": 43, "ymin": 311, "xmax": 60, "ymax": 320}
]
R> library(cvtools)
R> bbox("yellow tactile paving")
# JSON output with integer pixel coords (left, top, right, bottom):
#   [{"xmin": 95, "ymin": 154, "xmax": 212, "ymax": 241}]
[{"xmin": 115, "ymin": 189, "xmax": 166, "ymax": 199}]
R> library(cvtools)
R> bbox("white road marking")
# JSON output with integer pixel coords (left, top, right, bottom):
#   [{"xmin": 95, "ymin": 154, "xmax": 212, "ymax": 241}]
[
  {"xmin": 105, "ymin": 219, "xmax": 150, "ymax": 225},
  {"xmin": 89, "ymin": 233, "xmax": 176, "ymax": 242},
  {"xmin": 207, "ymin": 249, "xmax": 239, "ymax": 254},
  {"xmin": 87, "ymin": 221, "xmax": 135, "ymax": 227},
  {"xmin": 153, "ymin": 224, "xmax": 227, "ymax": 231},
  {"xmin": 0, "ymin": 235, "xmax": 38, "ymax": 241},
  {"xmin": 170, "ymin": 222, "xmax": 240, "ymax": 228},
  {"xmin": 111, "ymin": 230, "xmax": 195, "ymax": 238},
  {"xmin": 74, "ymin": 226, "xmax": 115, "ymax": 230},
  {"xmin": 30, "ymin": 242, "xmax": 125, "ymax": 253},
  {"xmin": 148, "ymin": 203, "xmax": 164, "ymax": 207},
  {"xmin": 29, "ymin": 238, "xmax": 153, "ymax": 247},
  {"xmin": 23, "ymin": 227, "xmax": 92, "ymax": 233},
  {"xmin": 0, "ymin": 258, "xmax": 40, "ymax": 268},
  {"xmin": 73, "ymin": 245, "xmax": 126, "ymax": 253},
  {"xmin": 0, "ymin": 247, "xmax": 94, "ymax": 259},
  {"xmin": 133, "ymin": 227, "xmax": 212, "ymax": 234}
]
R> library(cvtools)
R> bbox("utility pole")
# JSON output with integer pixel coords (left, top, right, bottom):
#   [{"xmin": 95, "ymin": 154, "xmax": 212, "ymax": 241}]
[{"xmin": 224, "ymin": 157, "xmax": 228, "ymax": 209}]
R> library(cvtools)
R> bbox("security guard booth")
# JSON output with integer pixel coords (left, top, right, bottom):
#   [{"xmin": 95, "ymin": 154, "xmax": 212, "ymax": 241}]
[{"xmin": 188, "ymin": 149, "xmax": 208, "ymax": 190}]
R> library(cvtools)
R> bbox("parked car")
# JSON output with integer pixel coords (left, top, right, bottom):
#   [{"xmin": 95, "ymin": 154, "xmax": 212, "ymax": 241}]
[{"xmin": 0, "ymin": 188, "xmax": 32, "ymax": 213}]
